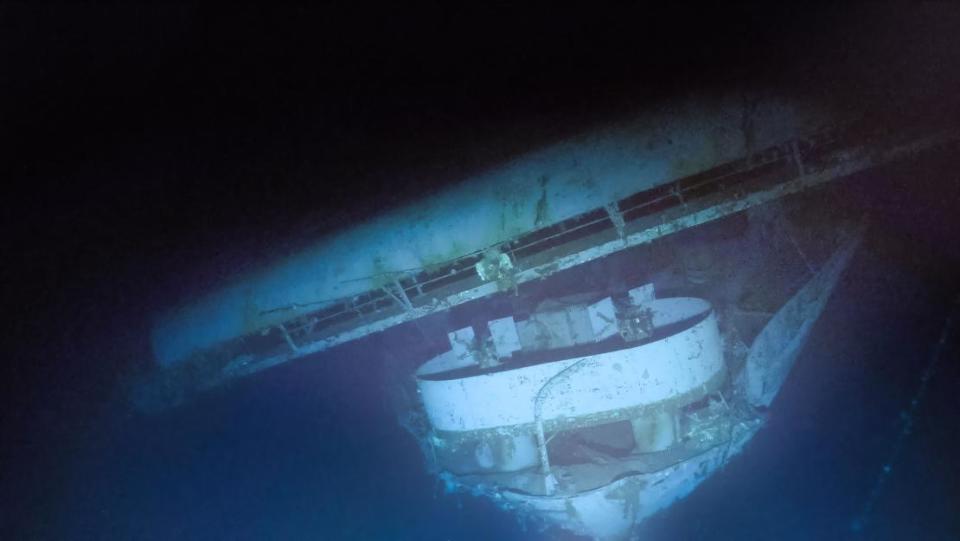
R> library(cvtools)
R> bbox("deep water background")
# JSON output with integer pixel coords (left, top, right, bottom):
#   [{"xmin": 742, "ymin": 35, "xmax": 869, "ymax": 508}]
[
  {"xmin": 4, "ymin": 5, "xmax": 960, "ymax": 541},
  {"xmin": 18, "ymin": 157, "xmax": 959, "ymax": 541}
]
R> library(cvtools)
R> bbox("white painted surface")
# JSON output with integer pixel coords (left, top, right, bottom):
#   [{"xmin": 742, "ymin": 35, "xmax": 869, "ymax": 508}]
[
  {"xmin": 628, "ymin": 283, "xmax": 656, "ymax": 305},
  {"xmin": 586, "ymin": 297, "xmax": 618, "ymax": 342},
  {"xmin": 488, "ymin": 316, "xmax": 521, "ymax": 359},
  {"xmin": 417, "ymin": 298, "xmax": 722, "ymax": 432},
  {"xmin": 501, "ymin": 423, "xmax": 758, "ymax": 540},
  {"xmin": 447, "ymin": 326, "xmax": 477, "ymax": 365},
  {"xmin": 473, "ymin": 433, "xmax": 540, "ymax": 472},
  {"xmin": 517, "ymin": 297, "xmax": 618, "ymax": 351},
  {"xmin": 415, "ymin": 349, "xmax": 476, "ymax": 377},
  {"xmin": 744, "ymin": 227, "xmax": 862, "ymax": 407}
]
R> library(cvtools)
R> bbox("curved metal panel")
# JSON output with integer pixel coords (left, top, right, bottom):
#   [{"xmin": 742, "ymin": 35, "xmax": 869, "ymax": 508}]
[{"xmin": 417, "ymin": 298, "xmax": 722, "ymax": 432}]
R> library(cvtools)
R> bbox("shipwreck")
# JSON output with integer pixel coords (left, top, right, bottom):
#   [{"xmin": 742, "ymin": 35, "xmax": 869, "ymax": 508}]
[{"xmin": 135, "ymin": 91, "xmax": 957, "ymax": 539}]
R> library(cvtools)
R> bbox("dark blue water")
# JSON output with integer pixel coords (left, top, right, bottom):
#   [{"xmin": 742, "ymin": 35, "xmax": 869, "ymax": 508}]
[
  {"xmin": 20, "ymin": 200, "xmax": 955, "ymax": 541},
  {"xmin": 6, "ymin": 6, "xmax": 960, "ymax": 540},
  {"xmin": 4, "ymin": 151, "xmax": 957, "ymax": 541},
  {"xmin": 3, "ymin": 188, "xmax": 955, "ymax": 541}
]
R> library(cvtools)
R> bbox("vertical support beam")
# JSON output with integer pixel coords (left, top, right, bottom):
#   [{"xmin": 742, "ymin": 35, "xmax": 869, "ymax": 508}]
[
  {"xmin": 791, "ymin": 139, "xmax": 807, "ymax": 176},
  {"xmin": 278, "ymin": 323, "xmax": 300, "ymax": 353},
  {"xmin": 382, "ymin": 279, "xmax": 414, "ymax": 311},
  {"xmin": 605, "ymin": 202, "xmax": 626, "ymax": 244},
  {"xmin": 670, "ymin": 184, "xmax": 686, "ymax": 206},
  {"xmin": 534, "ymin": 418, "xmax": 555, "ymax": 491},
  {"xmin": 533, "ymin": 354, "xmax": 602, "ymax": 494}
]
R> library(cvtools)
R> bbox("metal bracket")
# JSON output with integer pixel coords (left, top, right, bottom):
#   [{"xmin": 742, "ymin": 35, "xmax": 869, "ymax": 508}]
[
  {"xmin": 382, "ymin": 279, "xmax": 414, "ymax": 311},
  {"xmin": 605, "ymin": 202, "xmax": 627, "ymax": 244},
  {"xmin": 278, "ymin": 323, "xmax": 300, "ymax": 353}
]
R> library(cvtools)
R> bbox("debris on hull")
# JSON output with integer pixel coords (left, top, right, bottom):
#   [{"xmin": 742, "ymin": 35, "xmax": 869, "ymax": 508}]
[
  {"xmin": 131, "ymin": 89, "xmax": 956, "ymax": 412},
  {"xmin": 405, "ymin": 217, "xmax": 863, "ymax": 540}
]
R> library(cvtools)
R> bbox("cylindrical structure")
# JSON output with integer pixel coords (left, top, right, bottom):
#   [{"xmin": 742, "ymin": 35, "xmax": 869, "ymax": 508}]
[{"xmin": 417, "ymin": 297, "xmax": 724, "ymax": 436}]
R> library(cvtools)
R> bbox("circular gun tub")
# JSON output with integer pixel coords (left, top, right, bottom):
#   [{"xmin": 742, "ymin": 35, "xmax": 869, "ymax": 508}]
[{"xmin": 416, "ymin": 297, "xmax": 725, "ymax": 473}]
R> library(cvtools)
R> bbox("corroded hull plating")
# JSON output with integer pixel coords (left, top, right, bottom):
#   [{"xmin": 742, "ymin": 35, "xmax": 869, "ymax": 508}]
[
  {"xmin": 152, "ymin": 95, "xmax": 825, "ymax": 367},
  {"xmin": 134, "ymin": 88, "xmax": 953, "ymax": 413},
  {"xmin": 418, "ymin": 298, "xmax": 723, "ymax": 433},
  {"xmin": 499, "ymin": 430, "xmax": 758, "ymax": 540},
  {"xmin": 416, "ymin": 227, "xmax": 862, "ymax": 540}
]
